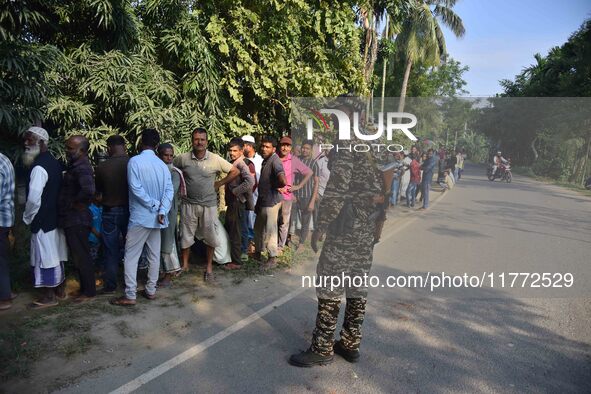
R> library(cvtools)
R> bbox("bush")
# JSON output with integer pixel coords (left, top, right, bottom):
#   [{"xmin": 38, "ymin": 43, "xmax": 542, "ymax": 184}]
[{"xmin": 531, "ymin": 159, "xmax": 564, "ymax": 179}]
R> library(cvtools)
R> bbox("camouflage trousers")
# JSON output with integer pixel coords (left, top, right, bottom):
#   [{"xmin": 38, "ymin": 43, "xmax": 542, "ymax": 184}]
[
  {"xmin": 311, "ymin": 297, "xmax": 367, "ymax": 356},
  {"xmin": 316, "ymin": 218, "xmax": 375, "ymax": 299},
  {"xmin": 311, "ymin": 219, "xmax": 375, "ymax": 356}
]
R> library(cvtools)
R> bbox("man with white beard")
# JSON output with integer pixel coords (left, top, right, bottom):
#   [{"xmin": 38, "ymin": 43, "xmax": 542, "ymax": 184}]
[{"xmin": 22, "ymin": 127, "xmax": 68, "ymax": 309}]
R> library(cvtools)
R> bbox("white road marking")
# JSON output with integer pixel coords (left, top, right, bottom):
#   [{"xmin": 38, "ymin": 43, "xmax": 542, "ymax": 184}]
[
  {"xmin": 110, "ymin": 287, "xmax": 306, "ymax": 394},
  {"xmin": 111, "ymin": 189, "xmax": 450, "ymax": 393}
]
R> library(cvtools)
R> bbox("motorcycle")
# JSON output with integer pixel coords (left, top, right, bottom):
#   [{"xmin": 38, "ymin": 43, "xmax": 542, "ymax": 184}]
[{"xmin": 487, "ymin": 162, "xmax": 512, "ymax": 183}]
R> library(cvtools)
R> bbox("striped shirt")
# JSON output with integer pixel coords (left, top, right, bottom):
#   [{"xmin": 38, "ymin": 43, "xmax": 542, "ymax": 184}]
[
  {"xmin": 295, "ymin": 156, "xmax": 319, "ymax": 201},
  {"xmin": 0, "ymin": 153, "xmax": 15, "ymax": 227}
]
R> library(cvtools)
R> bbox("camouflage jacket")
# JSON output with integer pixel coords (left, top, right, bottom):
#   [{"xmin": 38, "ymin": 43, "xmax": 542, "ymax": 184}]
[{"xmin": 316, "ymin": 146, "xmax": 382, "ymax": 233}]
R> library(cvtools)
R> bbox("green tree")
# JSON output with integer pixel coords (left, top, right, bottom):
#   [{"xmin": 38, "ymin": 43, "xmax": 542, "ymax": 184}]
[
  {"xmin": 394, "ymin": 0, "xmax": 465, "ymax": 111},
  {"xmin": 488, "ymin": 19, "xmax": 591, "ymax": 183},
  {"xmin": 1, "ymin": 0, "xmax": 368, "ymax": 160}
]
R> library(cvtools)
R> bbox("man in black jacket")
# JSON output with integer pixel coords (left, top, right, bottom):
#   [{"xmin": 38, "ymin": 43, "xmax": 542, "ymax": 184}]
[{"xmin": 59, "ymin": 135, "xmax": 97, "ymax": 302}]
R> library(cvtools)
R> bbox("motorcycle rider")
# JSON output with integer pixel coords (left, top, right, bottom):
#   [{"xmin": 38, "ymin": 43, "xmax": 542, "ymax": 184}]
[{"xmin": 492, "ymin": 151, "xmax": 508, "ymax": 177}]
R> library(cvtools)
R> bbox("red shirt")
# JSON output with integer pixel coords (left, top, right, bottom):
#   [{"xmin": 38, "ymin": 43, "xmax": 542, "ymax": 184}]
[{"xmin": 410, "ymin": 159, "xmax": 421, "ymax": 184}]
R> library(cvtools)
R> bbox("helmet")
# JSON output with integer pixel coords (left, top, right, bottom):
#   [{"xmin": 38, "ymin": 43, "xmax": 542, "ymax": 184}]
[{"xmin": 496, "ymin": 151, "xmax": 502, "ymax": 155}]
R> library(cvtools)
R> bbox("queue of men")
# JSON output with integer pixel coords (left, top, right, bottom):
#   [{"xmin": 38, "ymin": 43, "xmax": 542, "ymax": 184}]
[
  {"xmin": 0, "ymin": 124, "xmax": 465, "ymax": 311},
  {"xmin": 0, "ymin": 126, "xmax": 335, "ymax": 309}
]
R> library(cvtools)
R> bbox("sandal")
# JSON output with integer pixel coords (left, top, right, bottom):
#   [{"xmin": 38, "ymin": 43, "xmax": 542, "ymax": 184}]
[
  {"xmin": 28, "ymin": 300, "xmax": 59, "ymax": 310},
  {"xmin": 158, "ymin": 279, "xmax": 173, "ymax": 288},
  {"xmin": 223, "ymin": 263, "xmax": 242, "ymax": 271},
  {"xmin": 203, "ymin": 272, "xmax": 216, "ymax": 283},
  {"xmin": 110, "ymin": 296, "xmax": 136, "ymax": 306},
  {"xmin": 139, "ymin": 289, "xmax": 156, "ymax": 300}
]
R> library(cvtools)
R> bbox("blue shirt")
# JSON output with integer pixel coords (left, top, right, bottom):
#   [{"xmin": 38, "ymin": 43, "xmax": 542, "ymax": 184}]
[
  {"xmin": 128, "ymin": 150, "xmax": 173, "ymax": 229},
  {"xmin": 88, "ymin": 203, "xmax": 102, "ymax": 245},
  {"xmin": 0, "ymin": 153, "xmax": 15, "ymax": 227},
  {"xmin": 421, "ymin": 156, "xmax": 437, "ymax": 180}
]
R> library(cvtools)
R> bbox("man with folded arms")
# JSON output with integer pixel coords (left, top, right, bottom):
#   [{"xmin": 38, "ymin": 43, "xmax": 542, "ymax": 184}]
[
  {"xmin": 223, "ymin": 138, "xmax": 255, "ymax": 270},
  {"xmin": 276, "ymin": 136, "xmax": 312, "ymax": 251},
  {"xmin": 253, "ymin": 136, "xmax": 287, "ymax": 269},
  {"xmin": 174, "ymin": 127, "xmax": 239, "ymax": 282}
]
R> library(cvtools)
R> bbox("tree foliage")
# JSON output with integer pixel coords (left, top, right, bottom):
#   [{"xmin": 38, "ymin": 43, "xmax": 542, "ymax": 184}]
[
  {"xmin": 475, "ymin": 19, "xmax": 591, "ymax": 183},
  {"xmin": 1, "ymin": 0, "xmax": 366, "ymax": 160}
]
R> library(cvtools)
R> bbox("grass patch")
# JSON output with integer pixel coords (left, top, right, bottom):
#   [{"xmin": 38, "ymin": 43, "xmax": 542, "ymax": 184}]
[
  {"xmin": 228, "ymin": 258, "xmax": 261, "ymax": 279},
  {"xmin": 512, "ymin": 165, "xmax": 536, "ymax": 178},
  {"xmin": 60, "ymin": 334, "xmax": 97, "ymax": 359},
  {"xmin": 512, "ymin": 166, "xmax": 591, "ymax": 196},
  {"xmin": 54, "ymin": 318, "xmax": 91, "ymax": 333},
  {"xmin": 0, "ymin": 297, "xmax": 138, "ymax": 381},
  {"xmin": 90, "ymin": 301, "xmax": 138, "ymax": 316},
  {"xmin": 21, "ymin": 315, "xmax": 53, "ymax": 330},
  {"xmin": 0, "ymin": 324, "xmax": 48, "ymax": 381},
  {"xmin": 552, "ymin": 180, "xmax": 591, "ymax": 196},
  {"xmin": 113, "ymin": 321, "xmax": 138, "ymax": 338},
  {"xmin": 162, "ymin": 293, "xmax": 184, "ymax": 308}
]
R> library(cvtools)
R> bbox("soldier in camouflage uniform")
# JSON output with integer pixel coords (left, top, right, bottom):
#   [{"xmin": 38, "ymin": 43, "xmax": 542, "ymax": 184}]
[{"xmin": 289, "ymin": 99, "xmax": 384, "ymax": 367}]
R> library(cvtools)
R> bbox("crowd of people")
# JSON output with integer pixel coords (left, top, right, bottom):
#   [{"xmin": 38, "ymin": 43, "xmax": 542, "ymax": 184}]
[
  {"xmin": 0, "ymin": 126, "xmax": 465, "ymax": 311},
  {"xmin": 387, "ymin": 146, "xmax": 466, "ymax": 210}
]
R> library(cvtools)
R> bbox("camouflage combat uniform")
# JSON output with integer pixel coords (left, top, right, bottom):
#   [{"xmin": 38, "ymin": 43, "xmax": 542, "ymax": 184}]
[{"xmin": 310, "ymin": 143, "xmax": 383, "ymax": 356}]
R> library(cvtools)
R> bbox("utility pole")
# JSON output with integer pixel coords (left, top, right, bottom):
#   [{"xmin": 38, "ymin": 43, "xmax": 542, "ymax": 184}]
[{"xmin": 380, "ymin": 14, "xmax": 389, "ymax": 115}]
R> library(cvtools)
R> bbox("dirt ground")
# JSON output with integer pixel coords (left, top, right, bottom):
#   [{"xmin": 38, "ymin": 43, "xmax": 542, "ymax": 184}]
[{"xmin": 0, "ymin": 244, "xmax": 310, "ymax": 393}]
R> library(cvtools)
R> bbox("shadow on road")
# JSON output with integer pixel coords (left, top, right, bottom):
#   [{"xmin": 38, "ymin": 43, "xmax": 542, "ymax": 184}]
[{"xmin": 272, "ymin": 265, "xmax": 591, "ymax": 393}]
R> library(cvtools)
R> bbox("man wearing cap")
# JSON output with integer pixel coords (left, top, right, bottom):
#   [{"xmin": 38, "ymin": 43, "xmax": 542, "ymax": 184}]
[
  {"xmin": 289, "ymin": 98, "xmax": 384, "ymax": 367},
  {"xmin": 242, "ymin": 135, "xmax": 262, "ymax": 258},
  {"xmin": 173, "ymin": 128, "xmax": 239, "ymax": 282},
  {"xmin": 22, "ymin": 127, "xmax": 68, "ymax": 308},
  {"xmin": 277, "ymin": 136, "xmax": 312, "ymax": 250}
]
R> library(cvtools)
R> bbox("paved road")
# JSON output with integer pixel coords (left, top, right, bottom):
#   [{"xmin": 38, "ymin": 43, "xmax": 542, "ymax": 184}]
[{"xmin": 60, "ymin": 164, "xmax": 591, "ymax": 393}]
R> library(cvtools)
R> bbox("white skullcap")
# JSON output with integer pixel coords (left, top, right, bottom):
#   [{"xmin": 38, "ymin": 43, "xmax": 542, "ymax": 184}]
[
  {"xmin": 27, "ymin": 126, "xmax": 49, "ymax": 142},
  {"xmin": 242, "ymin": 135, "xmax": 255, "ymax": 144}
]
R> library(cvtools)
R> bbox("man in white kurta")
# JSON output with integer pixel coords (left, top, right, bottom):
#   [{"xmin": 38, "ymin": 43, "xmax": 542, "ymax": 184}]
[
  {"xmin": 399, "ymin": 150, "xmax": 413, "ymax": 202},
  {"xmin": 22, "ymin": 127, "xmax": 68, "ymax": 308}
]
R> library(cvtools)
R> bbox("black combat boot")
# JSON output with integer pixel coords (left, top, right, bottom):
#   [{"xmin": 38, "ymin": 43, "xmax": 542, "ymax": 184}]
[
  {"xmin": 289, "ymin": 298, "xmax": 340, "ymax": 367},
  {"xmin": 336, "ymin": 297, "xmax": 367, "ymax": 362},
  {"xmin": 333, "ymin": 340, "xmax": 360, "ymax": 363},
  {"xmin": 288, "ymin": 348, "xmax": 333, "ymax": 367}
]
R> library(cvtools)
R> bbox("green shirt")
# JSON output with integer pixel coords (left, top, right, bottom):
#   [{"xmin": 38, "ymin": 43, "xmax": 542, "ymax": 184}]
[{"xmin": 173, "ymin": 150, "xmax": 233, "ymax": 207}]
